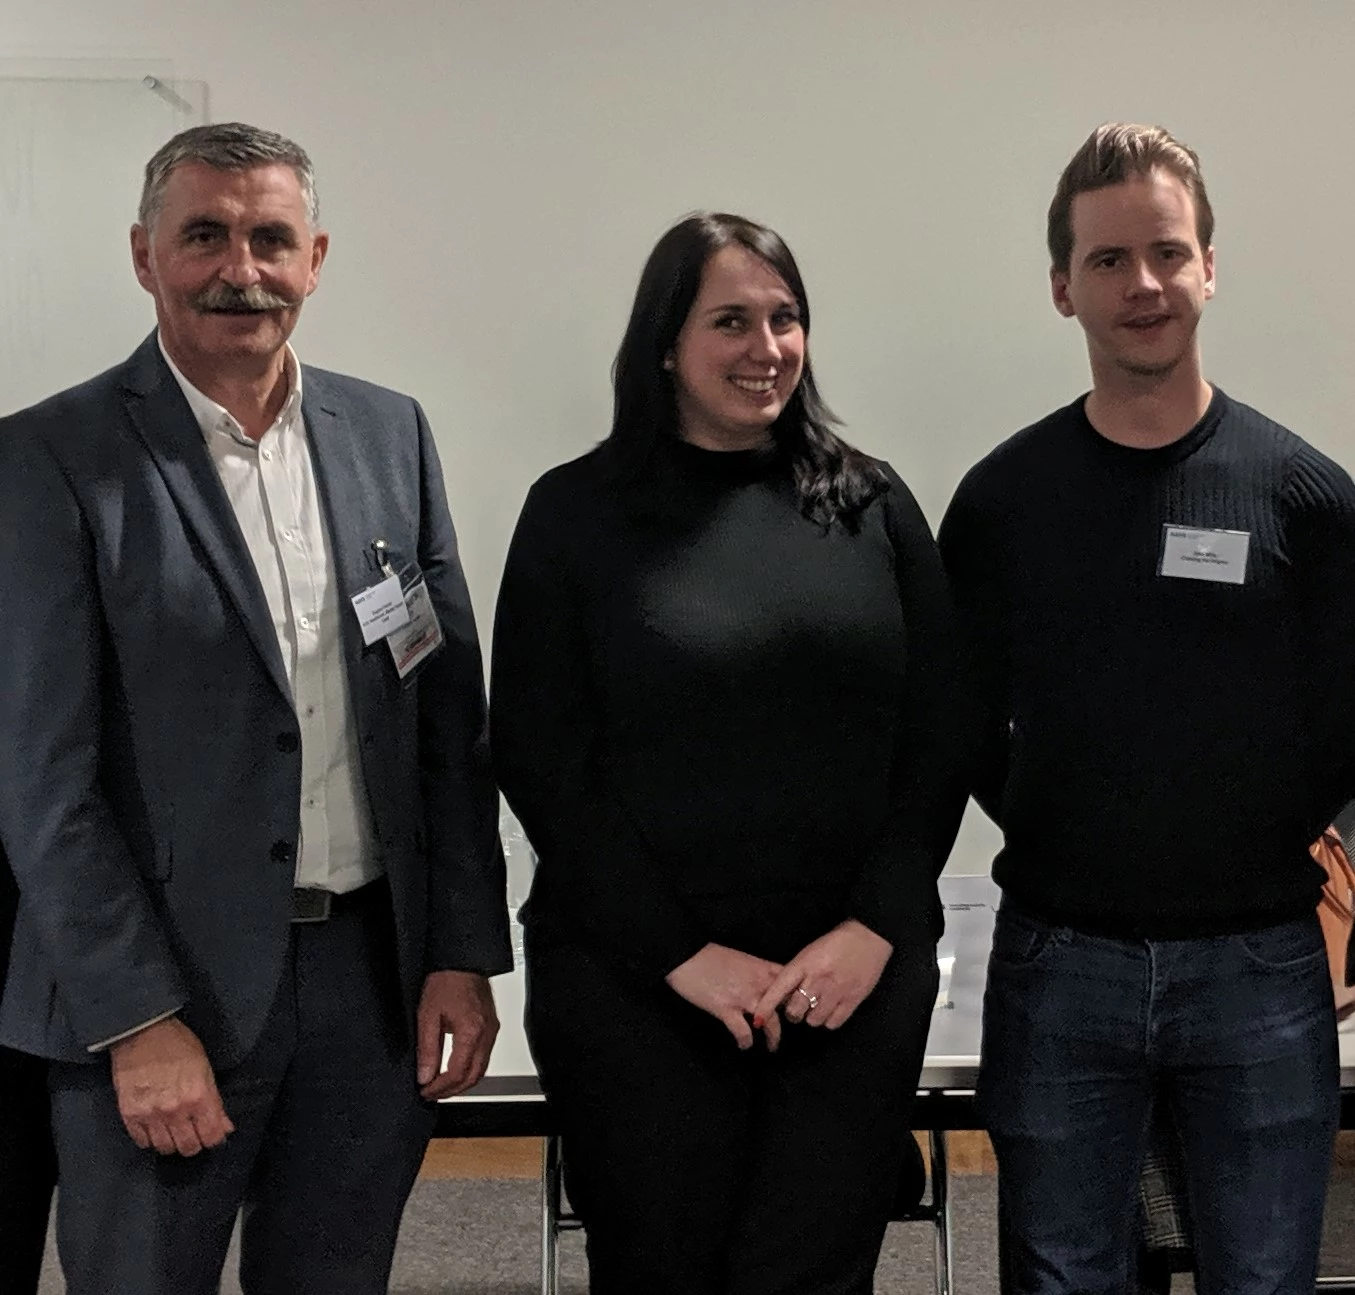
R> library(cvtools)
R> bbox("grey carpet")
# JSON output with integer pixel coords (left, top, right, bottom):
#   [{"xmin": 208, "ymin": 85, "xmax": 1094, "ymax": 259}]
[
  {"xmin": 33, "ymin": 1163, "xmax": 1355, "ymax": 1292},
  {"xmin": 35, "ymin": 1177, "xmax": 998, "ymax": 1294}
]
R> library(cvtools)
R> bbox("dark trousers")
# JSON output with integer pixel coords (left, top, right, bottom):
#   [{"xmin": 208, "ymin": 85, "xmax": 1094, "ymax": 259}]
[
  {"xmin": 0, "ymin": 1044, "xmax": 56, "ymax": 1295},
  {"xmin": 981, "ymin": 905, "xmax": 1339, "ymax": 1295},
  {"xmin": 47, "ymin": 883, "xmax": 436, "ymax": 1295},
  {"xmin": 527, "ymin": 933, "xmax": 938, "ymax": 1295}
]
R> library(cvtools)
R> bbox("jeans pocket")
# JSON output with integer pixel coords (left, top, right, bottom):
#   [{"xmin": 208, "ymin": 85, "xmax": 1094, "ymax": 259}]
[
  {"xmin": 990, "ymin": 909, "xmax": 1063, "ymax": 969},
  {"xmin": 1237, "ymin": 916, "xmax": 1326, "ymax": 971}
]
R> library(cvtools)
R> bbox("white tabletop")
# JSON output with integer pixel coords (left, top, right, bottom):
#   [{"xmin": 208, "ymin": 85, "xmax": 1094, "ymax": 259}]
[
  {"xmin": 451, "ymin": 875, "xmax": 996, "ymax": 1101},
  {"xmin": 452, "ymin": 874, "xmax": 1355, "ymax": 1101}
]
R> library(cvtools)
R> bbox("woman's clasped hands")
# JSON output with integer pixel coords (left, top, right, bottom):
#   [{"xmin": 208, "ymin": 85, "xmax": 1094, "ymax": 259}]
[{"xmin": 664, "ymin": 919, "xmax": 894, "ymax": 1050}]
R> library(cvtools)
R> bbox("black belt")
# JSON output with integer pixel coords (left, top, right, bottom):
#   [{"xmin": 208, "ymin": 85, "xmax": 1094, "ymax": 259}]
[
  {"xmin": 290, "ymin": 888, "xmax": 333, "ymax": 923},
  {"xmin": 290, "ymin": 880, "xmax": 383, "ymax": 924}
]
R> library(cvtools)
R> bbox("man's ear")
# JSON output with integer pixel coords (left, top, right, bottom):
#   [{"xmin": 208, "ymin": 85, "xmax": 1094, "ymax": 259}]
[
  {"xmin": 1050, "ymin": 267, "xmax": 1076, "ymax": 319},
  {"xmin": 305, "ymin": 230, "xmax": 330, "ymax": 297},
  {"xmin": 130, "ymin": 224, "xmax": 155, "ymax": 295}
]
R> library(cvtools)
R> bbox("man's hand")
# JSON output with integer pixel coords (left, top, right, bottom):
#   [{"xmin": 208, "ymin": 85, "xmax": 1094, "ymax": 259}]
[
  {"xmin": 416, "ymin": 970, "xmax": 500, "ymax": 1100},
  {"xmin": 751, "ymin": 920, "xmax": 894, "ymax": 1032},
  {"xmin": 664, "ymin": 943, "xmax": 785, "ymax": 1051},
  {"xmin": 109, "ymin": 1017, "xmax": 234, "ymax": 1156}
]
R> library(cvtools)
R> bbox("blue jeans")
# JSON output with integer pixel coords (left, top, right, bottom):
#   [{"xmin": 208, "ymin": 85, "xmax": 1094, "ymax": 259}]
[{"xmin": 979, "ymin": 905, "xmax": 1339, "ymax": 1295}]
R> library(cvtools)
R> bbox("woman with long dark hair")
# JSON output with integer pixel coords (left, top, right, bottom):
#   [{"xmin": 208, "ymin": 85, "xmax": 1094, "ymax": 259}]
[{"xmin": 491, "ymin": 212, "xmax": 966, "ymax": 1294}]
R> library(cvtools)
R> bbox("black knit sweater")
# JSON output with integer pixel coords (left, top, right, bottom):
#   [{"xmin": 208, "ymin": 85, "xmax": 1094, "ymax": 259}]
[
  {"xmin": 939, "ymin": 387, "xmax": 1355, "ymax": 938},
  {"xmin": 491, "ymin": 436, "xmax": 967, "ymax": 976}
]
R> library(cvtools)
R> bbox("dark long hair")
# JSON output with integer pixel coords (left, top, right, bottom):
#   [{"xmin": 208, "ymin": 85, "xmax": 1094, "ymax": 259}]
[{"xmin": 609, "ymin": 212, "xmax": 886, "ymax": 528}]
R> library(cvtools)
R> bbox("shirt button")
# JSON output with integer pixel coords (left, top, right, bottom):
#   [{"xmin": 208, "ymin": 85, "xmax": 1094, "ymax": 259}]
[
  {"xmin": 276, "ymin": 732, "xmax": 299, "ymax": 753},
  {"xmin": 282, "ymin": 529, "xmax": 294, "ymax": 541},
  {"xmin": 262, "ymin": 449, "xmax": 274, "ymax": 461},
  {"xmin": 299, "ymin": 616, "xmax": 311, "ymax": 630},
  {"xmin": 270, "ymin": 839, "xmax": 292, "ymax": 862}
]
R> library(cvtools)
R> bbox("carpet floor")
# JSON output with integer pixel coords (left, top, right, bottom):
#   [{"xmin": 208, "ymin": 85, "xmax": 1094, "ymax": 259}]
[
  {"xmin": 33, "ymin": 1174, "xmax": 994, "ymax": 1294},
  {"xmin": 34, "ymin": 1159, "xmax": 1355, "ymax": 1293}
]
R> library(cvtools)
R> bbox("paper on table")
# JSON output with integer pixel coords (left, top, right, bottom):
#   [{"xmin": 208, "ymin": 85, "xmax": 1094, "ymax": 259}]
[{"xmin": 934, "ymin": 955, "xmax": 955, "ymax": 1010}]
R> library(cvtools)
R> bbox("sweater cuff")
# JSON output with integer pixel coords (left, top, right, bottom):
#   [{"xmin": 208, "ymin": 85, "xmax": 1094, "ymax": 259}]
[{"xmin": 848, "ymin": 866, "xmax": 943, "ymax": 954}]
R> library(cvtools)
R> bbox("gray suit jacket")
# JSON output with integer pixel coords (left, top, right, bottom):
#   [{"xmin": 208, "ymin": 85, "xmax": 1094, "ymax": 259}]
[{"xmin": 0, "ymin": 335, "xmax": 511, "ymax": 1067}]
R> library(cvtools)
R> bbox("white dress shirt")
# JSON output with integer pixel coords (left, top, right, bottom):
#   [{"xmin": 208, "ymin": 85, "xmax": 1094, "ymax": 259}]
[{"xmin": 160, "ymin": 336, "xmax": 380, "ymax": 896}]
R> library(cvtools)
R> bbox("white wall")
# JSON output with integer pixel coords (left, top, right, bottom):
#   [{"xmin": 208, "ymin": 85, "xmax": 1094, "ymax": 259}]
[{"xmin": 5, "ymin": 0, "xmax": 1354, "ymax": 871}]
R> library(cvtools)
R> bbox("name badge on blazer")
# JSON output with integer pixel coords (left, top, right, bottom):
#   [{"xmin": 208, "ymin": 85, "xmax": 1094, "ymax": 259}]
[
  {"xmin": 350, "ymin": 573, "xmax": 411, "ymax": 645},
  {"xmin": 350, "ymin": 538, "xmax": 442, "ymax": 679},
  {"xmin": 1158, "ymin": 525, "xmax": 1251, "ymax": 585},
  {"xmin": 385, "ymin": 563, "xmax": 444, "ymax": 681}
]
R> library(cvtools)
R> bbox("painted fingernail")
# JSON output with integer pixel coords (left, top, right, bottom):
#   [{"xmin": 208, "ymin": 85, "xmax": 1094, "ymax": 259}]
[{"xmin": 752, "ymin": 1015, "xmax": 764, "ymax": 1029}]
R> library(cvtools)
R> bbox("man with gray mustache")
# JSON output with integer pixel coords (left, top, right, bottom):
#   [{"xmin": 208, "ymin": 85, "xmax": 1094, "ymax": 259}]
[{"xmin": 0, "ymin": 122, "xmax": 511, "ymax": 1294}]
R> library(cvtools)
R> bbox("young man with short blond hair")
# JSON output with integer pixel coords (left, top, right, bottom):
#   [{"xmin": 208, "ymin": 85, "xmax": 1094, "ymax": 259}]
[{"xmin": 941, "ymin": 122, "xmax": 1355, "ymax": 1294}]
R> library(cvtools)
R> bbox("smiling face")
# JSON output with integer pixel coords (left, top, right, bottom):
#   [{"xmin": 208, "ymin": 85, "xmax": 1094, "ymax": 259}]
[
  {"xmin": 1051, "ymin": 166, "xmax": 1215, "ymax": 387},
  {"xmin": 130, "ymin": 160, "xmax": 328, "ymax": 381},
  {"xmin": 669, "ymin": 243, "xmax": 806, "ymax": 451}
]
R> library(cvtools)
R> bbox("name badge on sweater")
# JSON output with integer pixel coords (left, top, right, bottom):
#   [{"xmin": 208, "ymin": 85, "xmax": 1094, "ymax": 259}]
[{"xmin": 1158, "ymin": 526, "xmax": 1251, "ymax": 585}]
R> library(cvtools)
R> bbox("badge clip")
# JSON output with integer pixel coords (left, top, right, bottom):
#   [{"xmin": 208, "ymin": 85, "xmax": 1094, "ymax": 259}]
[{"xmin": 371, "ymin": 538, "xmax": 396, "ymax": 579}]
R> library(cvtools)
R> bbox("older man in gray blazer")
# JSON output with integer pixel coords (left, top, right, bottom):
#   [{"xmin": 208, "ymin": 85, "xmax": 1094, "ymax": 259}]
[{"xmin": 0, "ymin": 122, "xmax": 512, "ymax": 1295}]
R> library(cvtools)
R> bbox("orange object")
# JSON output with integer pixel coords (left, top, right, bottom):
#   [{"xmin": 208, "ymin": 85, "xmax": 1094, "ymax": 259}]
[{"xmin": 1312, "ymin": 828, "xmax": 1355, "ymax": 1019}]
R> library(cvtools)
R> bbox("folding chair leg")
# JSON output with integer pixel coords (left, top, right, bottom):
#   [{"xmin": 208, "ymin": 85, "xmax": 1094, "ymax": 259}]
[
  {"xmin": 541, "ymin": 1135, "xmax": 563, "ymax": 1295},
  {"xmin": 929, "ymin": 1129, "xmax": 954, "ymax": 1295}
]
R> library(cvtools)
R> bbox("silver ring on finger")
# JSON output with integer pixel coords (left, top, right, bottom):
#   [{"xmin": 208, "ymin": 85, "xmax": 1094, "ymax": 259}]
[{"xmin": 797, "ymin": 987, "xmax": 820, "ymax": 1010}]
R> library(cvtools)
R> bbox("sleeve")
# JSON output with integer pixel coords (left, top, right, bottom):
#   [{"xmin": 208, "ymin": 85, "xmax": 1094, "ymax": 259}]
[
  {"xmin": 937, "ymin": 469, "xmax": 1011, "ymax": 824},
  {"xmin": 1282, "ymin": 444, "xmax": 1355, "ymax": 838},
  {"xmin": 0, "ymin": 427, "xmax": 187, "ymax": 1048},
  {"xmin": 411, "ymin": 403, "xmax": 513, "ymax": 976},
  {"xmin": 87, "ymin": 1007, "xmax": 180, "ymax": 1052},
  {"xmin": 845, "ymin": 469, "xmax": 972, "ymax": 951},
  {"xmin": 490, "ymin": 476, "xmax": 708, "ymax": 978}
]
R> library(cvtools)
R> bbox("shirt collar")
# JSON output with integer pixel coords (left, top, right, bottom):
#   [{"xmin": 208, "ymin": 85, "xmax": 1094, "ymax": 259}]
[{"xmin": 158, "ymin": 332, "xmax": 304, "ymax": 446}]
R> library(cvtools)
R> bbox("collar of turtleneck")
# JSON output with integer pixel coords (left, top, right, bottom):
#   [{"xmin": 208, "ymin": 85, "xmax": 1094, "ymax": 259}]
[{"xmin": 659, "ymin": 433, "xmax": 784, "ymax": 486}]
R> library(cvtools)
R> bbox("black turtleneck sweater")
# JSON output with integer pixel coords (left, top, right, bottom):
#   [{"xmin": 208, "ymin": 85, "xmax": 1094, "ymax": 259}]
[
  {"xmin": 939, "ymin": 388, "xmax": 1355, "ymax": 939},
  {"xmin": 491, "ymin": 437, "xmax": 967, "ymax": 977}
]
